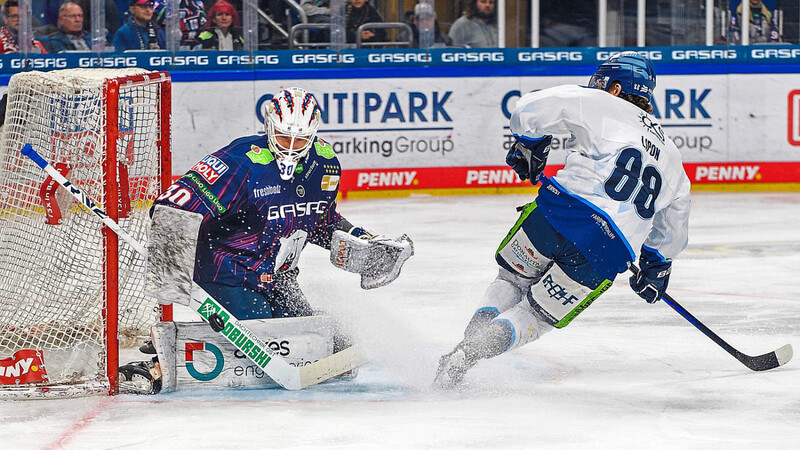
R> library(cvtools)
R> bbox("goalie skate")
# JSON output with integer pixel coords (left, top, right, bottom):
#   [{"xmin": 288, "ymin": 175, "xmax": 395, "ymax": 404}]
[{"xmin": 118, "ymin": 359, "xmax": 163, "ymax": 395}]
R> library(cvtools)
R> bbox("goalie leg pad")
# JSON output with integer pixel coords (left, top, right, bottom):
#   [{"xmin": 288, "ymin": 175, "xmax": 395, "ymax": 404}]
[
  {"xmin": 147, "ymin": 205, "xmax": 203, "ymax": 307},
  {"xmin": 151, "ymin": 321, "xmax": 177, "ymax": 392},
  {"xmin": 150, "ymin": 316, "xmax": 343, "ymax": 391},
  {"xmin": 330, "ymin": 230, "xmax": 414, "ymax": 290}
]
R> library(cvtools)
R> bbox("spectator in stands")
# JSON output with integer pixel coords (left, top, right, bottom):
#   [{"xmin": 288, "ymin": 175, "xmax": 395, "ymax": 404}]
[
  {"xmin": 345, "ymin": 0, "xmax": 384, "ymax": 44},
  {"xmin": 153, "ymin": 0, "xmax": 207, "ymax": 48},
  {"xmin": 116, "ymin": 0, "xmax": 133, "ymax": 23},
  {"xmin": 300, "ymin": 0, "xmax": 331, "ymax": 28},
  {"xmin": 33, "ymin": 0, "xmax": 62, "ymax": 30},
  {"xmin": 75, "ymin": 0, "xmax": 122, "ymax": 36},
  {"xmin": 407, "ymin": 2, "xmax": 451, "ymax": 48},
  {"xmin": 448, "ymin": 0, "xmax": 497, "ymax": 48},
  {"xmin": 298, "ymin": 0, "xmax": 332, "ymax": 44},
  {"xmin": 42, "ymin": 2, "xmax": 93, "ymax": 53},
  {"xmin": 113, "ymin": 0, "xmax": 166, "ymax": 51},
  {"xmin": 731, "ymin": 0, "xmax": 780, "ymax": 44},
  {"xmin": 257, "ymin": 0, "xmax": 291, "ymax": 47},
  {"xmin": 196, "ymin": 0, "xmax": 243, "ymax": 50},
  {"xmin": 539, "ymin": 0, "xmax": 596, "ymax": 47},
  {"xmin": 203, "ymin": 0, "xmax": 242, "ymax": 11},
  {"xmin": 0, "ymin": 1, "xmax": 47, "ymax": 53}
]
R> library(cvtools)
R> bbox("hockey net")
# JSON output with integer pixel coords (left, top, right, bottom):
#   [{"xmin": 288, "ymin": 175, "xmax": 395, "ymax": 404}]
[{"xmin": 0, "ymin": 69, "xmax": 171, "ymax": 398}]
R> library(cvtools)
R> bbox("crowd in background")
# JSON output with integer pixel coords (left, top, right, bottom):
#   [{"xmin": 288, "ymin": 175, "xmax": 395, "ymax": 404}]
[{"xmin": 0, "ymin": 0, "xmax": 795, "ymax": 53}]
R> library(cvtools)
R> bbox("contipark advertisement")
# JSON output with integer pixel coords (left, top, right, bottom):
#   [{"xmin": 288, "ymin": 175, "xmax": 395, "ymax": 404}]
[
  {"xmin": 167, "ymin": 72, "xmax": 800, "ymax": 193},
  {"xmin": 4, "ymin": 46, "xmax": 796, "ymax": 193}
]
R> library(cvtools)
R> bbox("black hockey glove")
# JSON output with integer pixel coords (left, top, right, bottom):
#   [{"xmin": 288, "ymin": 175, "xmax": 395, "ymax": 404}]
[
  {"xmin": 505, "ymin": 135, "xmax": 552, "ymax": 185},
  {"xmin": 629, "ymin": 248, "xmax": 672, "ymax": 304}
]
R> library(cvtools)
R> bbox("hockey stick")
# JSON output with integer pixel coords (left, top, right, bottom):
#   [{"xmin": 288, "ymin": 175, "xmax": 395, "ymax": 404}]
[
  {"xmin": 21, "ymin": 143, "xmax": 368, "ymax": 389},
  {"xmin": 630, "ymin": 265, "xmax": 792, "ymax": 371},
  {"xmin": 192, "ymin": 286, "xmax": 368, "ymax": 389},
  {"xmin": 21, "ymin": 143, "xmax": 147, "ymax": 255}
]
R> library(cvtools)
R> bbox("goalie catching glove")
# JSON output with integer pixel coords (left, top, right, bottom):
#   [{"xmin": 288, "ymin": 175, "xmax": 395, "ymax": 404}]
[{"xmin": 330, "ymin": 230, "xmax": 414, "ymax": 290}]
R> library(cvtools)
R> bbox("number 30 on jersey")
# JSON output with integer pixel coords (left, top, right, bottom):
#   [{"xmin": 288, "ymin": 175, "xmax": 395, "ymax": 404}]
[{"xmin": 157, "ymin": 183, "xmax": 193, "ymax": 207}]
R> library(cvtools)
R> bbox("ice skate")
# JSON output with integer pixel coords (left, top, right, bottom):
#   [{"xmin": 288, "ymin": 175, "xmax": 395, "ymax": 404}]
[
  {"xmin": 119, "ymin": 340, "xmax": 162, "ymax": 397},
  {"xmin": 118, "ymin": 357, "xmax": 162, "ymax": 395},
  {"xmin": 138, "ymin": 340, "xmax": 157, "ymax": 354},
  {"xmin": 432, "ymin": 346, "xmax": 476, "ymax": 390}
]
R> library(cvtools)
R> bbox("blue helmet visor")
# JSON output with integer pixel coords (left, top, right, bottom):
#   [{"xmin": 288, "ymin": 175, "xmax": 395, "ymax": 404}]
[{"xmin": 588, "ymin": 73, "xmax": 608, "ymax": 91}]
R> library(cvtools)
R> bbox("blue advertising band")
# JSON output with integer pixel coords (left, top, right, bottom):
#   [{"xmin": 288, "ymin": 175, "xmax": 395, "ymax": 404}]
[{"xmin": 0, "ymin": 46, "xmax": 798, "ymax": 82}]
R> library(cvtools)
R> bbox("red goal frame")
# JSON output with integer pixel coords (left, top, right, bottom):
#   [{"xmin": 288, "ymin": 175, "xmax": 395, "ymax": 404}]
[{"xmin": 104, "ymin": 72, "xmax": 173, "ymax": 395}]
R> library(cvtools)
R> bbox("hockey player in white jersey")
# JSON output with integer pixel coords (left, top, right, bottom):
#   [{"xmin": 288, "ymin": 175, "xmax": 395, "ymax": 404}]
[{"xmin": 434, "ymin": 52, "xmax": 691, "ymax": 389}]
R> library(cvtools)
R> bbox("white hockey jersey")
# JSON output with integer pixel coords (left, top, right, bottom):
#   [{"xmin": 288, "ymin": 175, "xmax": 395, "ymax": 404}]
[{"xmin": 510, "ymin": 84, "xmax": 691, "ymax": 279}]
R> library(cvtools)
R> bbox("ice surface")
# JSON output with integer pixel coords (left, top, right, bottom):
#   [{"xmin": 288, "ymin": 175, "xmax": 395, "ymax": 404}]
[{"xmin": 1, "ymin": 192, "xmax": 798, "ymax": 449}]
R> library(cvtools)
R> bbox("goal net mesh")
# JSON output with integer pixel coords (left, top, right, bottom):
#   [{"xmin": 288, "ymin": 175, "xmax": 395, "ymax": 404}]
[{"xmin": 0, "ymin": 69, "xmax": 166, "ymax": 396}]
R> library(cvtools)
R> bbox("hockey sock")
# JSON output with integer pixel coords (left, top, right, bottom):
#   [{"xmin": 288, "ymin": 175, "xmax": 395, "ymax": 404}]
[
  {"xmin": 461, "ymin": 320, "xmax": 513, "ymax": 363},
  {"xmin": 464, "ymin": 308, "xmax": 499, "ymax": 339}
]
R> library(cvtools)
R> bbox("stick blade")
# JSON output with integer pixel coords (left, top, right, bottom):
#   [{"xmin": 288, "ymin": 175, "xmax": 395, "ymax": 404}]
[
  {"xmin": 775, "ymin": 344, "xmax": 793, "ymax": 367},
  {"xmin": 299, "ymin": 345, "xmax": 369, "ymax": 389},
  {"xmin": 744, "ymin": 344, "xmax": 793, "ymax": 371}
]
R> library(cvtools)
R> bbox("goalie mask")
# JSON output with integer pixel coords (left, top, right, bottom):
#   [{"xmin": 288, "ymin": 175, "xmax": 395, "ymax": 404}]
[{"xmin": 265, "ymin": 87, "xmax": 321, "ymax": 180}]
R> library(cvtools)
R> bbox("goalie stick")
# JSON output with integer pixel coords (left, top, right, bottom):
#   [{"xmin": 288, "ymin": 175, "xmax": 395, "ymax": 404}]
[
  {"xmin": 21, "ymin": 143, "xmax": 368, "ymax": 390},
  {"xmin": 630, "ymin": 265, "xmax": 792, "ymax": 371},
  {"xmin": 21, "ymin": 143, "xmax": 147, "ymax": 255},
  {"xmin": 192, "ymin": 286, "xmax": 368, "ymax": 389}
]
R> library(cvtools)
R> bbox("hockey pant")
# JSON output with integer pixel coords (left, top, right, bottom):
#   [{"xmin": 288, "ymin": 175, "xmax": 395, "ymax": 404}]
[
  {"xmin": 469, "ymin": 202, "xmax": 613, "ymax": 355},
  {"xmin": 196, "ymin": 268, "xmax": 313, "ymax": 320}
]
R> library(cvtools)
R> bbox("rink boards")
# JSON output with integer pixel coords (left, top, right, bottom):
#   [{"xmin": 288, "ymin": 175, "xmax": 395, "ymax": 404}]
[{"xmin": 0, "ymin": 46, "xmax": 798, "ymax": 195}]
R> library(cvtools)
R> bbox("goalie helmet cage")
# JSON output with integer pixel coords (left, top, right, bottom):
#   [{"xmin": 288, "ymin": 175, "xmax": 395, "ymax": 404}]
[{"xmin": 0, "ymin": 69, "xmax": 172, "ymax": 398}]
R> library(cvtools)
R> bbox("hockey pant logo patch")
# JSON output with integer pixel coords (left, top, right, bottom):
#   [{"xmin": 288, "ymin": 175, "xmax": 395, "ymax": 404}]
[
  {"xmin": 541, "ymin": 274, "xmax": 579, "ymax": 306},
  {"xmin": 498, "ymin": 231, "xmax": 550, "ymax": 277},
  {"xmin": 529, "ymin": 264, "xmax": 610, "ymax": 328}
]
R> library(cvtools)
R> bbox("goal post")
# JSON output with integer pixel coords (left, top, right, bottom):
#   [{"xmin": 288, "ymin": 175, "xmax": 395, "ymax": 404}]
[{"xmin": 0, "ymin": 68, "xmax": 172, "ymax": 398}]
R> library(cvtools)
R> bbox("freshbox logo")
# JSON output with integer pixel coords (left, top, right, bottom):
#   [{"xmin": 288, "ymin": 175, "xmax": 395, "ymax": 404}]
[{"xmin": 789, "ymin": 90, "xmax": 800, "ymax": 146}]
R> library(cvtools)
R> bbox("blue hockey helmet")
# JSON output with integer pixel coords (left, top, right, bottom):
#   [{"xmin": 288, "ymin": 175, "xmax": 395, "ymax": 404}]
[{"xmin": 588, "ymin": 51, "xmax": 656, "ymax": 103}]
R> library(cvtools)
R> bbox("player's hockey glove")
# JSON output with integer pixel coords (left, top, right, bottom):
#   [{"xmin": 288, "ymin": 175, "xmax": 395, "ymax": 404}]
[
  {"xmin": 505, "ymin": 135, "xmax": 553, "ymax": 185},
  {"xmin": 629, "ymin": 248, "xmax": 672, "ymax": 304}
]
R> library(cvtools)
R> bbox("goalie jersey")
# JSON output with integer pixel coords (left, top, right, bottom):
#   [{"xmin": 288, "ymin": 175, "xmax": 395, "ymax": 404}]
[
  {"xmin": 510, "ymin": 84, "xmax": 691, "ymax": 279},
  {"xmin": 155, "ymin": 134, "xmax": 343, "ymax": 291}
]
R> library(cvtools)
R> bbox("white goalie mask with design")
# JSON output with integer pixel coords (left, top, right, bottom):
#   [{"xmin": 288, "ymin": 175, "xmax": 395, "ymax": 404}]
[{"xmin": 265, "ymin": 87, "xmax": 321, "ymax": 180}]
